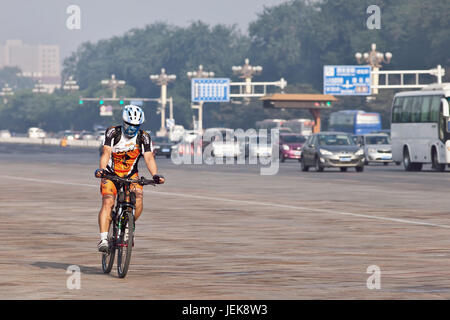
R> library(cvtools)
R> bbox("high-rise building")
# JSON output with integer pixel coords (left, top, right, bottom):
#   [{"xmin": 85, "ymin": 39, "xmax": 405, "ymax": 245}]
[{"xmin": 0, "ymin": 40, "xmax": 61, "ymax": 92}]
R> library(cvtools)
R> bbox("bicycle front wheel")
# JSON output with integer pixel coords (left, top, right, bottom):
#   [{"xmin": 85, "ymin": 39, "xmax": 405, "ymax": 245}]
[{"xmin": 117, "ymin": 209, "xmax": 135, "ymax": 278}]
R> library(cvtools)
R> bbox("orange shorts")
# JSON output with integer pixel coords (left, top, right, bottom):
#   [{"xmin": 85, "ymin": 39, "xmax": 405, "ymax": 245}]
[{"xmin": 100, "ymin": 173, "xmax": 143, "ymax": 197}]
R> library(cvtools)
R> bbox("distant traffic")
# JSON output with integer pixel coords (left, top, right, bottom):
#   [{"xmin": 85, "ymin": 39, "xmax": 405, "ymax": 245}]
[{"xmin": 2, "ymin": 83, "xmax": 449, "ymax": 173}]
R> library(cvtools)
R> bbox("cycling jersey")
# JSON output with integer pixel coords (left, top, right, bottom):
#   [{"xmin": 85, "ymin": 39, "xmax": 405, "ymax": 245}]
[{"xmin": 102, "ymin": 126, "xmax": 152, "ymax": 178}]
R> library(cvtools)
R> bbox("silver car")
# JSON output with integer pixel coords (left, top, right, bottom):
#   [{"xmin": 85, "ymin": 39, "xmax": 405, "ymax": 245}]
[
  {"xmin": 361, "ymin": 134, "xmax": 393, "ymax": 165},
  {"xmin": 204, "ymin": 128, "xmax": 242, "ymax": 158},
  {"xmin": 301, "ymin": 132, "xmax": 365, "ymax": 172}
]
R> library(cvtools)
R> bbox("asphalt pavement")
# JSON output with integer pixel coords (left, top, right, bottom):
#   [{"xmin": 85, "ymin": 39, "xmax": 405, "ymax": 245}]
[{"xmin": 1, "ymin": 143, "xmax": 450, "ymax": 299}]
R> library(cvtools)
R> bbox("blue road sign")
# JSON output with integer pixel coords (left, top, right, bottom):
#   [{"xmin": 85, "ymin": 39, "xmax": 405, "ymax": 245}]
[
  {"xmin": 323, "ymin": 65, "xmax": 371, "ymax": 96},
  {"xmin": 191, "ymin": 78, "xmax": 230, "ymax": 102}
]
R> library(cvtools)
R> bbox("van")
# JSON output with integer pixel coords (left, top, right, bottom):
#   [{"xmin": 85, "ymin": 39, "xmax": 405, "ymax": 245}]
[{"xmin": 28, "ymin": 127, "xmax": 46, "ymax": 138}]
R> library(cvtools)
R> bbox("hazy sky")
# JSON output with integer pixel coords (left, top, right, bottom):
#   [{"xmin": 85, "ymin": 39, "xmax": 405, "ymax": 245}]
[{"xmin": 0, "ymin": 0, "xmax": 285, "ymax": 59}]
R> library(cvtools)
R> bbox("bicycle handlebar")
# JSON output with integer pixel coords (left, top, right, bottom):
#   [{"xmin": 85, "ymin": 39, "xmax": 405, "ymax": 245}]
[{"xmin": 98, "ymin": 173, "xmax": 156, "ymax": 186}]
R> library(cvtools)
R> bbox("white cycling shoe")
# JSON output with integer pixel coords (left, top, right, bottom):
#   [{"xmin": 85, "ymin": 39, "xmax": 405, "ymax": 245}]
[{"xmin": 98, "ymin": 239, "xmax": 109, "ymax": 252}]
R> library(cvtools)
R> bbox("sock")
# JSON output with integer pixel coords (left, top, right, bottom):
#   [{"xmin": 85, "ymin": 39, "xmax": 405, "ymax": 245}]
[{"xmin": 100, "ymin": 232, "xmax": 108, "ymax": 241}]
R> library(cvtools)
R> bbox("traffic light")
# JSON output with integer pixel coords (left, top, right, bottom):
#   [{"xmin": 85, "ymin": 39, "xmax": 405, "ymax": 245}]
[
  {"xmin": 314, "ymin": 101, "xmax": 332, "ymax": 107},
  {"xmin": 99, "ymin": 97, "xmax": 104, "ymax": 105},
  {"xmin": 119, "ymin": 97, "xmax": 125, "ymax": 105},
  {"xmin": 79, "ymin": 98, "xmax": 84, "ymax": 105}
]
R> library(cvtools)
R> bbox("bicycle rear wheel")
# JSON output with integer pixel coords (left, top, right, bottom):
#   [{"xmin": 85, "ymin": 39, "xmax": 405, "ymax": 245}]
[
  {"xmin": 101, "ymin": 213, "xmax": 116, "ymax": 274},
  {"xmin": 117, "ymin": 209, "xmax": 135, "ymax": 278}
]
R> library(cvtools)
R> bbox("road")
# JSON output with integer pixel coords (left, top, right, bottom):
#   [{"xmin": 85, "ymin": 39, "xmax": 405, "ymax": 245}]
[{"xmin": 1, "ymin": 143, "xmax": 450, "ymax": 299}]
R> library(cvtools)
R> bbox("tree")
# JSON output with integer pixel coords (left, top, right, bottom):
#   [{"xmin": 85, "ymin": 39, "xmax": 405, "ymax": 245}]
[
  {"xmin": 62, "ymin": 21, "xmax": 249, "ymax": 130},
  {"xmin": 0, "ymin": 66, "xmax": 35, "ymax": 90},
  {"xmin": 3, "ymin": 0, "xmax": 449, "ymax": 132}
]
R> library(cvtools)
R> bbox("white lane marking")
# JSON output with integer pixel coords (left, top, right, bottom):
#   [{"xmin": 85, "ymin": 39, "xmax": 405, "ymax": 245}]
[
  {"xmin": 3, "ymin": 175, "xmax": 450, "ymax": 229},
  {"xmin": 1, "ymin": 176, "xmax": 98, "ymax": 188}
]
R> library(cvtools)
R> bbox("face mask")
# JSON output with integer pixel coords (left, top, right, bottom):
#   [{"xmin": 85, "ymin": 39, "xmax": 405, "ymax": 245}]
[{"xmin": 123, "ymin": 122, "xmax": 140, "ymax": 137}]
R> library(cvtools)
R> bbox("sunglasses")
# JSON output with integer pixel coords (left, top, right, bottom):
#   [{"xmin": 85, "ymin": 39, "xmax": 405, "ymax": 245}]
[{"xmin": 124, "ymin": 121, "xmax": 140, "ymax": 128}]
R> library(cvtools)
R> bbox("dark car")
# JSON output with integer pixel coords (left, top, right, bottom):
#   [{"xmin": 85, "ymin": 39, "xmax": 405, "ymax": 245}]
[
  {"xmin": 300, "ymin": 132, "xmax": 365, "ymax": 172},
  {"xmin": 279, "ymin": 134, "xmax": 307, "ymax": 162},
  {"xmin": 351, "ymin": 134, "xmax": 364, "ymax": 146},
  {"xmin": 152, "ymin": 136, "xmax": 174, "ymax": 158}
]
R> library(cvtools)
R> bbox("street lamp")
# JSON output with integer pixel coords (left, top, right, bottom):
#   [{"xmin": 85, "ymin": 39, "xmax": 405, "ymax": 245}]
[
  {"xmin": 101, "ymin": 74, "xmax": 126, "ymax": 99},
  {"xmin": 150, "ymin": 68, "xmax": 176, "ymax": 136},
  {"xmin": 32, "ymin": 80, "xmax": 48, "ymax": 94},
  {"xmin": 232, "ymin": 58, "xmax": 262, "ymax": 95},
  {"xmin": 187, "ymin": 65, "xmax": 215, "ymax": 132},
  {"xmin": 187, "ymin": 64, "xmax": 215, "ymax": 79},
  {"xmin": 0, "ymin": 83, "xmax": 14, "ymax": 104},
  {"xmin": 355, "ymin": 43, "xmax": 392, "ymax": 94},
  {"xmin": 63, "ymin": 75, "xmax": 79, "ymax": 92}
]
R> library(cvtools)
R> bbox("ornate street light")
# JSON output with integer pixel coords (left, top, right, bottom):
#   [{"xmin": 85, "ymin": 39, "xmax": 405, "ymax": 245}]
[
  {"xmin": 32, "ymin": 80, "xmax": 48, "ymax": 94},
  {"xmin": 355, "ymin": 43, "xmax": 392, "ymax": 94},
  {"xmin": 187, "ymin": 64, "xmax": 215, "ymax": 79},
  {"xmin": 187, "ymin": 65, "xmax": 215, "ymax": 132},
  {"xmin": 150, "ymin": 68, "xmax": 176, "ymax": 136},
  {"xmin": 0, "ymin": 83, "xmax": 14, "ymax": 103},
  {"xmin": 232, "ymin": 58, "xmax": 263, "ymax": 101},
  {"xmin": 101, "ymin": 74, "xmax": 125, "ymax": 99},
  {"xmin": 63, "ymin": 76, "xmax": 79, "ymax": 92}
]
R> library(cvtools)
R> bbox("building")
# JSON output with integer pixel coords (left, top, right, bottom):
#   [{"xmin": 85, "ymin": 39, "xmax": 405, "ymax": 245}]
[{"xmin": 0, "ymin": 40, "xmax": 61, "ymax": 93}]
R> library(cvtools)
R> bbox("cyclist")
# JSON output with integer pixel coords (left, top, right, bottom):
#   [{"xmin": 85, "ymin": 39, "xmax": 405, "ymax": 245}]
[{"xmin": 95, "ymin": 105, "xmax": 165, "ymax": 252}]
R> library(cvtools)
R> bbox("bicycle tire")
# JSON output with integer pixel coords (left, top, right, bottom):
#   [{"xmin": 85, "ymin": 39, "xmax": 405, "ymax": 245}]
[
  {"xmin": 117, "ymin": 209, "xmax": 134, "ymax": 278},
  {"xmin": 101, "ymin": 213, "xmax": 116, "ymax": 274}
]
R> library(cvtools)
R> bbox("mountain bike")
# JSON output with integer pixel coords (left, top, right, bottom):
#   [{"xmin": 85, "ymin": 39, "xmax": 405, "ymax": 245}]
[{"xmin": 97, "ymin": 173, "xmax": 156, "ymax": 278}]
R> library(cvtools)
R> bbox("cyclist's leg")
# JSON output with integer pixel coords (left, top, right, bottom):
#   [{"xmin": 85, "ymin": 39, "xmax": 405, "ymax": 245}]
[
  {"xmin": 99, "ymin": 178, "xmax": 117, "ymax": 233},
  {"xmin": 130, "ymin": 175, "xmax": 144, "ymax": 221},
  {"xmin": 133, "ymin": 185, "xmax": 144, "ymax": 221}
]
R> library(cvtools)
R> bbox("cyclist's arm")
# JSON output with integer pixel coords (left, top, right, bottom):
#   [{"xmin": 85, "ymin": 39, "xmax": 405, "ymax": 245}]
[
  {"xmin": 143, "ymin": 151, "xmax": 158, "ymax": 176},
  {"xmin": 143, "ymin": 151, "xmax": 165, "ymax": 183},
  {"xmin": 100, "ymin": 145, "xmax": 112, "ymax": 169},
  {"xmin": 141, "ymin": 130, "xmax": 164, "ymax": 183},
  {"xmin": 100, "ymin": 127, "xmax": 115, "ymax": 170}
]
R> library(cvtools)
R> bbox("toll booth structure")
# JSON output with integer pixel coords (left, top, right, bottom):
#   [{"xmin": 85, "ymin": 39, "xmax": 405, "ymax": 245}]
[{"xmin": 260, "ymin": 94, "xmax": 338, "ymax": 133}]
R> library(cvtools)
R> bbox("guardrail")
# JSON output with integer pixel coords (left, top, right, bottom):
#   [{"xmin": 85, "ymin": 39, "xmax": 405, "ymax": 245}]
[{"xmin": 0, "ymin": 137, "xmax": 102, "ymax": 148}]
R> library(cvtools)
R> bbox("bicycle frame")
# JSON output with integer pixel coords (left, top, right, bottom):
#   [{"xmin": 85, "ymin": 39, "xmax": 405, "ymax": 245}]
[
  {"xmin": 113, "ymin": 182, "xmax": 136, "ymax": 247},
  {"xmin": 99, "ymin": 173, "xmax": 155, "ymax": 277}
]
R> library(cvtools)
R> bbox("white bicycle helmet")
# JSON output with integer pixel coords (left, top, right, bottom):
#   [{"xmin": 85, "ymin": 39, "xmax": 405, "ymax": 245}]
[
  {"xmin": 122, "ymin": 105, "xmax": 145, "ymax": 138},
  {"xmin": 122, "ymin": 105, "xmax": 145, "ymax": 125}
]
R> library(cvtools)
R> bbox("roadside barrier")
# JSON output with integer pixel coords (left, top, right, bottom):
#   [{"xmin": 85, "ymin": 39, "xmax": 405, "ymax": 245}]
[{"xmin": 0, "ymin": 136, "xmax": 102, "ymax": 148}]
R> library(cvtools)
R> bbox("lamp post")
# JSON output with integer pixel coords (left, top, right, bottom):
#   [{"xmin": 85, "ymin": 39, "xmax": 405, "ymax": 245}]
[
  {"xmin": 150, "ymin": 68, "xmax": 176, "ymax": 136},
  {"xmin": 232, "ymin": 58, "xmax": 262, "ymax": 95},
  {"xmin": 355, "ymin": 43, "xmax": 392, "ymax": 94},
  {"xmin": 101, "ymin": 74, "xmax": 125, "ymax": 99},
  {"xmin": 63, "ymin": 76, "xmax": 79, "ymax": 92},
  {"xmin": 32, "ymin": 80, "xmax": 47, "ymax": 94},
  {"xmin": 187, "ymin": 65, "xmax": 215, "ymax": 131},
  {"xmin": 0, "ymin": 83, "xmax": 14, "ymax": 104}
]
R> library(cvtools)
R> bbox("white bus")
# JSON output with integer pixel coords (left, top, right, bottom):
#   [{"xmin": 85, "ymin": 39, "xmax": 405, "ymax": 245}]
[
  {"xmin": 391, "ymin": 83, "xmax": 450, "ymax": 171},
  {"xmin": 255, "ymin": 119, "xmax": 286, "ymax": 130},
  {"xmin": 281, "ymin": 118, "xmax": 314, "ymax": 136},
  {"xmin": 255, "ymin": 119, "xmax": 293, "ymax": 134}
]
